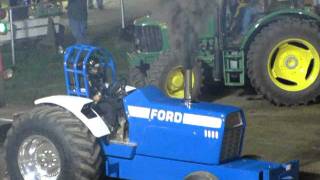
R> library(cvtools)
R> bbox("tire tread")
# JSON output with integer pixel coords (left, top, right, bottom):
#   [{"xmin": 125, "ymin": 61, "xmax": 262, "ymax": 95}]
[
  {"xmin": 247, "ymin": 17, "xmax": 320, "ymax": 106},
  {"xmin": 4, "ymin": 105, "xmax": 103, "ymax": 180}
]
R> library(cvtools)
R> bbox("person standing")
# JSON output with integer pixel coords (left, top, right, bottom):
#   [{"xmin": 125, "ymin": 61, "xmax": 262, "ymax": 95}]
[
  {"xmin": 240, "ymin": 0, "xmax": 264, "ymax": 35},
  {"xmin": 88, "ymin": 0, "xmax": 104, "ymax": 10},
  {"xmin": 67, "ymin": 0, "xmax": 89, "ymax": 44}
]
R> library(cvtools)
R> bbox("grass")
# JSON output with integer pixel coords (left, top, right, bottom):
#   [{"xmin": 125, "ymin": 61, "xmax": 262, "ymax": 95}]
[
  {"xmin": 2, "ymin": 42, "xmax": 66, "ymax": 105},
  {"xmin": 1, "ymin": 27, "xmax": 130, "ymax": 106}
]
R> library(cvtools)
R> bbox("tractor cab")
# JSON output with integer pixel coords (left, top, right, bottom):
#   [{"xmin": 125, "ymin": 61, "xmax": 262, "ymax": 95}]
[
  {"xmin": 126, "ymin": 0, "xmax": 320, "ymax": 106},
  {"xmin": 222, "ymin": 0, "xmax": 302, "ymax": 45},
  {"xmin": 223, "ymin": 0, "xmax": 265, "ymax": 38}
]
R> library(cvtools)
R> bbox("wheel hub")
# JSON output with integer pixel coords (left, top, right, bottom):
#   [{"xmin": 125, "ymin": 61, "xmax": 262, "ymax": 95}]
[
  {"xmin": 268, "ymin": 38, "xmax": 320, "ymax": 92},
  {"xmin": 165, "ymin": 67, "xmax": 195, "ymax": 98},
  {"xmin": 285, "ymin": 55, "xmax": 299, "ymax": 69},
  {"xmin": 169, "ymin": 70, "xmax": 184, "ymax": 90},
  {"xmin": 18, "ymin": 135, "xmax": 61, "ymax": 180}
]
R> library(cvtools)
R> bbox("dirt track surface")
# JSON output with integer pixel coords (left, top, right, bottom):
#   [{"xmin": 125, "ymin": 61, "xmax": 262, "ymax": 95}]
[{"xmin": 214, "ymin": 91, "xmax": 320, "ymax": 177}]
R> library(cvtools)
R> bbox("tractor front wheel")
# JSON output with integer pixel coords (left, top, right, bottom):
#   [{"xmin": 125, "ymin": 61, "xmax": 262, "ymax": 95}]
[
  {"xmin": 147, "ymin": 52, "xmax": 203, "ymax": 99},
  {"xmin": 185, "ymin": 171, "xmax": 218, "ymax": 180},
  {"xmin": 247, "ymin": 18, "xmax": 320, "ymax": 105},
  {"xmin": 4, "ymin": 105, "xmax": 103, "ymax": 180}
]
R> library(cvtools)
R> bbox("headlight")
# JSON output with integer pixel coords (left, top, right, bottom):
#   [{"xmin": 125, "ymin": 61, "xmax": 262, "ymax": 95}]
[
  {"xmin": 0, "ymin": 22, "xmax": 8, "ymax": 35},
  {"xmin": 226, "ymin": 112, "xmax": 243, "ymax": 129}
]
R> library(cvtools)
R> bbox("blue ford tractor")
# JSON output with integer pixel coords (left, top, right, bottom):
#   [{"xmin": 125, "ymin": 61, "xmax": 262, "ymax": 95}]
[{"xmin": 4, "ymin": 45, "xmax": 299, "ymax": 180}]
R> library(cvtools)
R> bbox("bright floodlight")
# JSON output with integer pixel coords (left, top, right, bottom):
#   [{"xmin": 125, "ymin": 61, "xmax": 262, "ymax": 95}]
[{"xmin": 0, "ymin": 22, "xmax": 8, "ymax": 34}]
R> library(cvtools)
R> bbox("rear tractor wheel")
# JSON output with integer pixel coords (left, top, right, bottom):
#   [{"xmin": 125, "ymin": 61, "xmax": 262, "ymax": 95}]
[
  {"xmin": 147, "ymin": 52, "xmax": 203, "ymax": 99},
  {"xmin": 4, "ymin": 105, "xmax": 103, "ymax": 180},
  {"xmin": 247, "ymin": 18, "xmax": 320, "ymax": 105}
]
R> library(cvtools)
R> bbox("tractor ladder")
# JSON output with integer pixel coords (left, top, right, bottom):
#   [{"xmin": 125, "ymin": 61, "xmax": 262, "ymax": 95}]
[{"xmin": 223, "ymin": 50, "xmax": 245, "ymax": 86}]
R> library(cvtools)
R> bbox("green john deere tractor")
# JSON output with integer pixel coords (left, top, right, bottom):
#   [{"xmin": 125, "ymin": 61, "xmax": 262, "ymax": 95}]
[{"xmin": 127, "ymin": 0, "xmax": 320, "ymax": 106}]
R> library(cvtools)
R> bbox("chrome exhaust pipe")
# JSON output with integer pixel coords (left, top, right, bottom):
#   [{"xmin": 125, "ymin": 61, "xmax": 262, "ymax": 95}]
[
  {"xmin": 120, "ymin": 0, "xmax": 126, "ymax": 29},
  {"xmin": 184, "ymin": 69, "xmax": 192, "ymax": 108}
]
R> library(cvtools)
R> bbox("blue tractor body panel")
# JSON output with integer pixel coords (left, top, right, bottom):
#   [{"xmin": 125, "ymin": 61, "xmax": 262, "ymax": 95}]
[
  {"xmin": 122, "ymin": 86, "xmax": 244, "ymax": 165},
  {"xmin": 99, "ymin": 86, "xmax": 299, "ymax": 180},
  {"xmin": 103, "ymin": 154, "xmax": 298, "ymax": 180}
]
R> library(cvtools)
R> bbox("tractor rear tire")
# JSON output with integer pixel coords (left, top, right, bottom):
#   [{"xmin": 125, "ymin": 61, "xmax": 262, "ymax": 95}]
[
  {"xmin": 247, "ymin": 18, "xmax": 320, "ymax": 105},
  {"xmin": 4, "ymin": 105, "xmax": 103, "ymax": 180},
  {"xmin": 185, "ymin": 171, "xmax": 218, "ymax": 180},
  {"xmin": 147, "ymin": 52, "xmax": 203, "ymax": 99},
  {"xmin": 128, "ymin": 66, "xmax": 147, "ymax": 88}
]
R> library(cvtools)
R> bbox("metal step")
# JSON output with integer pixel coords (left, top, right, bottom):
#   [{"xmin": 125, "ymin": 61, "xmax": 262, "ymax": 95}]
[{"xmin": 223, "ymin": 50, "xmax": 245, "ymax": 86}]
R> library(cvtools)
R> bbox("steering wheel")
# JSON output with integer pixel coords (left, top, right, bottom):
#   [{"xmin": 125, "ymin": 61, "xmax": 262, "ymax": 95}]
[{"xmin": 108, "ymin": 78, "xmax": 127, "ymax": 99}]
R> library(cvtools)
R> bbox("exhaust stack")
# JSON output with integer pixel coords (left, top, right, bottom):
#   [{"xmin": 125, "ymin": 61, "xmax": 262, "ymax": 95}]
[
  {"xmin": 120, "ymin": 0, "xmax": 126, "ymax": 29},
  {"xmin": 184, "ymin": 69, "xmax": 192, "ymax": 108}
]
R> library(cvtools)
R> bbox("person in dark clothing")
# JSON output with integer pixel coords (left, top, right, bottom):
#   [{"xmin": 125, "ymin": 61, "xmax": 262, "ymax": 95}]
[
  {"xmin": 230, "ymin": 0, "xmax": 263, "ymax": 35},
  {"xmin": 240, "ymin": 0, "xmax": 264, "ymax": 35},
  {"xmin": 68, "ymin": 0, "xmax": 88, "ymax": 44}
]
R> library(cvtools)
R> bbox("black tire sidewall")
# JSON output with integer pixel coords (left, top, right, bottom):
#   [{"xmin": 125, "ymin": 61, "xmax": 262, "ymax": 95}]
[
  {"xmin": 6, "ymin": 116, "xmax": 77, "ymax": 180},
  {"xmin": 128, "ymin": 67, "xmax": 147, "ymax": 87},
  {"xmin": 248, "ymin": 18, "xmax": 320, "ymax": 105}
]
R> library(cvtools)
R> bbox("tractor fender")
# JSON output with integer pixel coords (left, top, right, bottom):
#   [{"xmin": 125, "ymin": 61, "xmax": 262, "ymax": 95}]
[
  {"xmin": 34, "ymin": 95, "xmax": 110, "ymax": 138},
  {"xmin": 241, "ymin": 9, "xmax": 320, "ymax": 49}
]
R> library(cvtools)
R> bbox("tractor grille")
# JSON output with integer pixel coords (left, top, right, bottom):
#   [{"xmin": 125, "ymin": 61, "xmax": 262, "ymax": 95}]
[
  {"xmin": 134, "ymin": 25, "xmax": 163, "ymax": 52},
  {"xmin": 220, "ymin": 126, "xmax": 243, "ymax": 162}
]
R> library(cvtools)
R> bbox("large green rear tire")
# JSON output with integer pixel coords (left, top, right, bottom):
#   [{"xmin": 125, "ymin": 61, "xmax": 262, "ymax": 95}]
[
  {"xmin": 247, "ymin": 18, "xmax": 320, "ymax": 106},
  {"xmin": 147, "ymin": 52, "xmax": 203, "ymax": 99},
  {"xmin": 4, "ymin": 105, "xmax": 103, "ymax": 180}
]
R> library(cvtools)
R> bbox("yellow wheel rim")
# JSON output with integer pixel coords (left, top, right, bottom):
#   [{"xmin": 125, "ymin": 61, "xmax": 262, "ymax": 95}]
[
  {"xmin": 268, "ymin": 38, "xmax": 320, "ymax": 92},
  {"xmin": 165, "ymin": 66, "xmax": 195, "ymax": 98}
]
